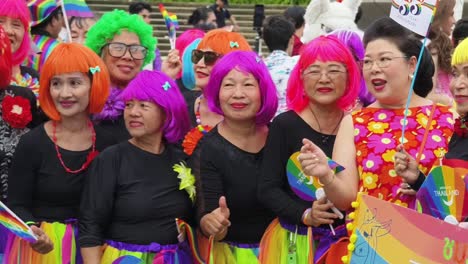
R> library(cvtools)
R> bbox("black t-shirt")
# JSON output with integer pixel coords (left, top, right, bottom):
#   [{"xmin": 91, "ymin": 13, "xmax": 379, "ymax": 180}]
[
  {"xmin": 193, "ymin": 126, "xmax": 273, "ymax": 243},
  {"xmin": 258, "ymin": 111, "xmax": 344, "ymax": 227},
  {"xmin": 7, "ymin": 124, "xmax": 116, "ymax": 222},
  {"xmin": 79, "ymin": 141, "xmax": 194, "ymax": 247},
  {"xmin": 176, "ymin": 79, "xmax": 202, "ymax": 128},
  {"xmin": 210, "ymin": 4, "xmax": 231, "ymax": 28}
]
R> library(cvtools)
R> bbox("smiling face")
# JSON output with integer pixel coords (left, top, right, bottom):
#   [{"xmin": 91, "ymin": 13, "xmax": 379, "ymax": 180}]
[
  {"xmin": 451, "ymin": 63, "xmax": 468, "ymax": 116},
  {"xmin": 124, "ymin": 99, "xmax": 165, "ymax": 139},
  {"xmin": 49, "ymin": 72, "xmax": 91, "ymax": 118},
  {"xmin": 194, "ymin": 48, "xmax": 218, "ymax": 90},
  {"xmin": 0, "ymin": 16, "xmax": 25, "ymax": 53},
  {"xmin": 102, "ymin": 30, "xmax": 143, "ymax": 88},
  {"xmin": 219, "ymin": 69, "xmax": 261, "ymax": 122},
  {"xmin": 302, "ymin": 60, "xmax": 347, "ymax": 106},
  {"xmin": 363, "ymin": 39, "xmax": 416, "ymax": 107}
]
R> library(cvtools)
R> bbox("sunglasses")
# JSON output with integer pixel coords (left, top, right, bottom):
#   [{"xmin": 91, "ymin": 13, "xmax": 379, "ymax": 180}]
[{"xmin": 191, "ymin": 49, "xmax": 222, "ymax": 66}]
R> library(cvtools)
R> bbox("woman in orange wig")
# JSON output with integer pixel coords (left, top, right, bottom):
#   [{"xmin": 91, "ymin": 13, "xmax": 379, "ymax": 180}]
[{"xmin": 5, "ymin": 43, "xmax": 116, "ymax": 263}]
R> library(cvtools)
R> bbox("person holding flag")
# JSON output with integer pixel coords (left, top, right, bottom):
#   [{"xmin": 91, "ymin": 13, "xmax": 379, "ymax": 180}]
[{"xmin": 297, "ymin": 17, "xmax": 453, "ymax": 211}]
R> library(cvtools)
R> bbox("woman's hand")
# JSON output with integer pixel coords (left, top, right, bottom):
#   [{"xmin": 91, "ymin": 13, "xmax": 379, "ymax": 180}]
[
  {"xmin": 394, "ymin": 144, "xmax": 420, "ymax": 185},
  {"xmin": 161, "ymin": 49, "xmax": 182, "ymax": 79},
  {"xmin": 200, "ymin": 196, "xmax": 230, "ymax": 240},
  {"xmin": 304, "ymin": 197, "xmax": 339, "ymax": 227},
  {"xmin": 298, "ymin": 138, "xmax": 332, "ymax": 179},
  {"xmin": 30, "ymin": 225, "xmax": 53, "ymax": 254}
]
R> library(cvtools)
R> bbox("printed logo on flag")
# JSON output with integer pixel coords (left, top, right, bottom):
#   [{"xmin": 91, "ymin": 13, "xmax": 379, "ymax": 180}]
[{"xmin": 390, "ymin": 0, "xmax": 437, "ymax": 36}]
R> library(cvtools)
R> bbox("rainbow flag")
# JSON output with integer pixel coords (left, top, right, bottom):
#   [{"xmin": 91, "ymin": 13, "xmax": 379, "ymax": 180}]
[
  {"xmin": 175, "ymin": 218, "xmax": 204, "ymax": 264},
  {"xmin": 343, "ymin": 194, "xmax": 468, "ymax": 264},
  {"xmin": 417, "ymin": 163, "xmax": 468, "ymax": 222},
  {"xmin": 0, "ymin": 201, "xmax": 37, "ymax": 243},
  {"xmin": 63, "ymin": 0, "xmax": 94, "ymax": 18},
  {"xmin": 158, "ymin": 3, "xmax": 178, "ymax": 49}
]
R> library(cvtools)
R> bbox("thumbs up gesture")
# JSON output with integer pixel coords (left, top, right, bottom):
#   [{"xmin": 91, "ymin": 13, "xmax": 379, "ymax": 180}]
[
  {"xmin": 298, "ymin": 138, "xmax": 331, "ymax": 179},
  {"xmin": 200, "ymin": 196, "xmax": 231, "ymax": 240}
]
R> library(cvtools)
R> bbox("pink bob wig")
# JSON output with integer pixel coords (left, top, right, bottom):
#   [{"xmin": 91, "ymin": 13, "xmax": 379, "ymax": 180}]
[
  {"xmin": 0, "ymin": 0, "xmax": 31, "ymax": 66},
  {"xmin": 119, "ymin": 70, "xmax": 190, "ymax": 143},
  {"xmin": 287, "ymin": 35, "xmax": 360, "ymax": 112},
  {"xmin": 205, "ymin": 51, "xmax": 278, "ymax": 125},
  {"xmin": 0, "ymin": 25, "xmax": 12, "ymax": 88}
]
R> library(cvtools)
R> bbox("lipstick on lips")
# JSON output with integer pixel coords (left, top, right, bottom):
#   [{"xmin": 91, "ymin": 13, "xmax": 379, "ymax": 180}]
[
  {"xmin": 230, "ymin": 103, "xmax": 247, "ymax": 109},
  {"xmin": 59, "ymin": 101, "xmax": 75, "ymax": 108}
]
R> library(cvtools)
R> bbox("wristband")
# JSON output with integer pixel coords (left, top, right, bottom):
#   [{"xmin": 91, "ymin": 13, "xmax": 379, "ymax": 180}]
[
  {"xmin": 408, "ymin": 170, "xmax": 426, "ymax": 191},
  {"xmin": 302, "ymin": 208, "xmax": 311, "ymax": 225}
]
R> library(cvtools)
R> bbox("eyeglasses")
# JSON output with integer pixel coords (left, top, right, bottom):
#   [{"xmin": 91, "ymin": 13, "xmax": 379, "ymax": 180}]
[
  {"xmin": 303, "ymin": 66, "xmax": 347, "ymax": 80},
  {"xmin": 104, "ymin": 42, "xmax": 148, "ymax": 60},
  {"xmin": 191, "ymin": 49, "xmax": 222, "ymax": 66},
  {"xmin": 361, "ymin": 56, "xmax": 407, "ymax": 71}
]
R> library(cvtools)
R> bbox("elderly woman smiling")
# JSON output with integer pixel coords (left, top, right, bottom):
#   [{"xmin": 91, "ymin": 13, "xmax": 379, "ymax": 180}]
[{"xmin": 85, "ymin": 9, "xmax": 156, "ymax": 141}]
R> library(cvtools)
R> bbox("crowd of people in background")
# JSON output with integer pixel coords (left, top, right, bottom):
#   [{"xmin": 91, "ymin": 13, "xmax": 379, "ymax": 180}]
[{"xmin": 0, "ymin": 0, "xmax": 467, "ymax": 263}]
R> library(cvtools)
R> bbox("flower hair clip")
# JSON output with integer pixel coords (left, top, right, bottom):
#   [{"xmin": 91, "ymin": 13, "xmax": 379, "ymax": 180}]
[
  {"xmin": 89, "ymin": 66, "xmax": 100, "ymax": 75},
  {"xmin": 162, "ymin": 81, "xmax": 171, "ymax": 91},
  {"xmin": 229, "ymin": 41, "xmax": 239, "ymax": 48}
]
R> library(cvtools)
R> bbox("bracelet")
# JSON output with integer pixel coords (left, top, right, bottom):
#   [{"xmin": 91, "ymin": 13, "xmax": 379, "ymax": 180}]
[
  {"xmin": 25, "ymin": 221, "xmax": 38, "ymax": 226},
  {"xmin": 408, "ymin": 170, "xmax": 426, "ymax": 191},
  {"xmin": 302, "ymin": 208, "xmax": 311, "ymax": 225},
  {"xmin": 318, "ymin": 171, "xmax": 336, "ymax": 187}
]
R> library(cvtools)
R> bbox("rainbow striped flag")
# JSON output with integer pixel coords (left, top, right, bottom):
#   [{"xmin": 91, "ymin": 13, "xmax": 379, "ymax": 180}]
[
  {"xmin": 63, "ymin": 0, "xmax": 94, "ymax": 18},
  {"xmin": 343, "ymin": 194, "xmax": 468, "ymax": 264},
  {"xmin": 0, "ymin": 201, "xmax": 37, "ymax": 243},
  {"xmin": 158, "ymin": 4, "xmax": 178, "ymax": 49}
]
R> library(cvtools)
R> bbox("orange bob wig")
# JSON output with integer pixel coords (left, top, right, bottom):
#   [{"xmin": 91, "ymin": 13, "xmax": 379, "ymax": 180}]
[
  {"xmin": 39, "ymin": 43, "xmax": 110, "ymax": 121},
  {"xmin": 197, "ymin": 29, "xmax": 252, "ymax": 55}
]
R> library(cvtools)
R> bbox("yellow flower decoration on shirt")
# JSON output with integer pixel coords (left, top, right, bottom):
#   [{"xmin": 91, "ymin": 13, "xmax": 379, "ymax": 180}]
[{"xmin": 173, "ymin": 162, "xmax": 196, "ymax": 203}]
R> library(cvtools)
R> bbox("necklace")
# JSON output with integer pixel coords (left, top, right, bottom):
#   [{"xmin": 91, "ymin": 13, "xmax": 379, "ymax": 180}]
[
  {"xmin": 310, "ymin": 108, "xmax": 343, "ymax": 144},
  {"xmin": 52, "ymin": 120, "xmax": 99, "ymax": 174},
  {"xmin": 195, "ymin": 95, "xmax": 210, "ymax": 135}
]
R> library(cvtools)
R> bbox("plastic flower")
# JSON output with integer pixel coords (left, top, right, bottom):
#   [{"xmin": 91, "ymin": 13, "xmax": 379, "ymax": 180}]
[
  {"xmin": 182, "ymin": 125, "xmax": 212, "ymax": 155},
  {"xmin": 173, "ymin": 162, "xmax": 196, "ymax": 203},
  {"xmin": 2, "ymin": 95, "xmax": 32, "ymax": 128}
]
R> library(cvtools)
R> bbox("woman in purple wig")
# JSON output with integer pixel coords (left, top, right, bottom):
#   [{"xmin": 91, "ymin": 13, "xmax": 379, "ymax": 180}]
[
  {"xmin": 193, "ymin": 51, "xmax": 277, "ymax": 262},
  {"xmin": 79, "ymin": 71, "xmax": 196, "ymax": 263}
]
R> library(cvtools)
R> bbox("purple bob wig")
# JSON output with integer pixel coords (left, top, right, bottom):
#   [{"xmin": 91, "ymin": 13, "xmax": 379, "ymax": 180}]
[
  {"xmin": 287, "ymin": 35, "xmax": 360, "ymax": 112},
  {"xmin": 119, "ymin": 70, "xmax": 190, "ymax": 143},
  {"xmin": 329, "ymin": 29, "xmax": 375, "ymax": 107},
  {"xmin": 0, "ymin": 0, "xmax": 31, "ymax": 66},
  {"xmin": 205, "ymin": 51, "xmax": 278, "ymax": 126}
]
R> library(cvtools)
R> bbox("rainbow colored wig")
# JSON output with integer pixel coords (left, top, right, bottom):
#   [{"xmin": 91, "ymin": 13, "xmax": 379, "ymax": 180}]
[
  {"xmin": 205, "ymin": 51, "xmax": 278, "ymax": 125},
  {"xmin": 0, "ymin": 25, "xmax": 12, "ymax": 88},
  {"xmin": 330, "ymin": 29, "xmax": 375, "ymax": 107},
  {"xmin": 0, "ymin": 0, "xmax": 31, "ymax": 66},
  {"xmin": 39, "ymin": 43, "xmax": 110, "ymax": 121},
  {"xmin": 85, "ymin": 9, "xmax": 156, "ymax": 67},
  {"xmin": 182, "ymin": 38, "xmax": 202, "ymax": 90},
  {"xmin": 287, "ymin": 35, "xmax": 360, "ymax": 112},
  {"xmin": 197, "ymin": 29, "xmax": 252, "ymax": 55},
  {"xmin": 452, "ymin": 38, "xmax": 468, "ymax": 66},
  {"xmin": 119, "ymin": 70, "xmax": 190, "ymax": 143}
]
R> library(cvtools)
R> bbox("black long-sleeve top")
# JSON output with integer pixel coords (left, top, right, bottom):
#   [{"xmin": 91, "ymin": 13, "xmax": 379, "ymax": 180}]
[
  {"xmin": 79, "ymin": 141, "xmax": 193, "ymax": 247},
  {"xmin": 97, "ymin": 115, "xmax": 130, "ymax": 143},
  {"xmin": 258, "ymin": 111, "xmax": 344, "ymax": 226},
  {"xmin": 193, "ymin": 126, "xmax": 274, "ymax": 243},
  {"xmin": 446, "ymin": 134, "xmax": 468, "ymax": 161},
  {"xmin": 7, "ymin": 124, "xmax": 116, "ymax": 222}
]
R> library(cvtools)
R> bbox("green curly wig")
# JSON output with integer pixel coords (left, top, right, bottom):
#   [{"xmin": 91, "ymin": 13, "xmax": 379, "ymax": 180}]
[{"xmin": 85, "ymin": 9, "xmax": 157, "ymax": 67}]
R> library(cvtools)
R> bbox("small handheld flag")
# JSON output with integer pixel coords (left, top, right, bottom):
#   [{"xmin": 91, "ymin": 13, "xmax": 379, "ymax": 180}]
[
  {"xmin": 159, "ymin": 4, "xmax": 179, "ymax": 50},
  {"xmin": 0, "ymin": 201, "xmax": 37, "ymax": 243}
]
